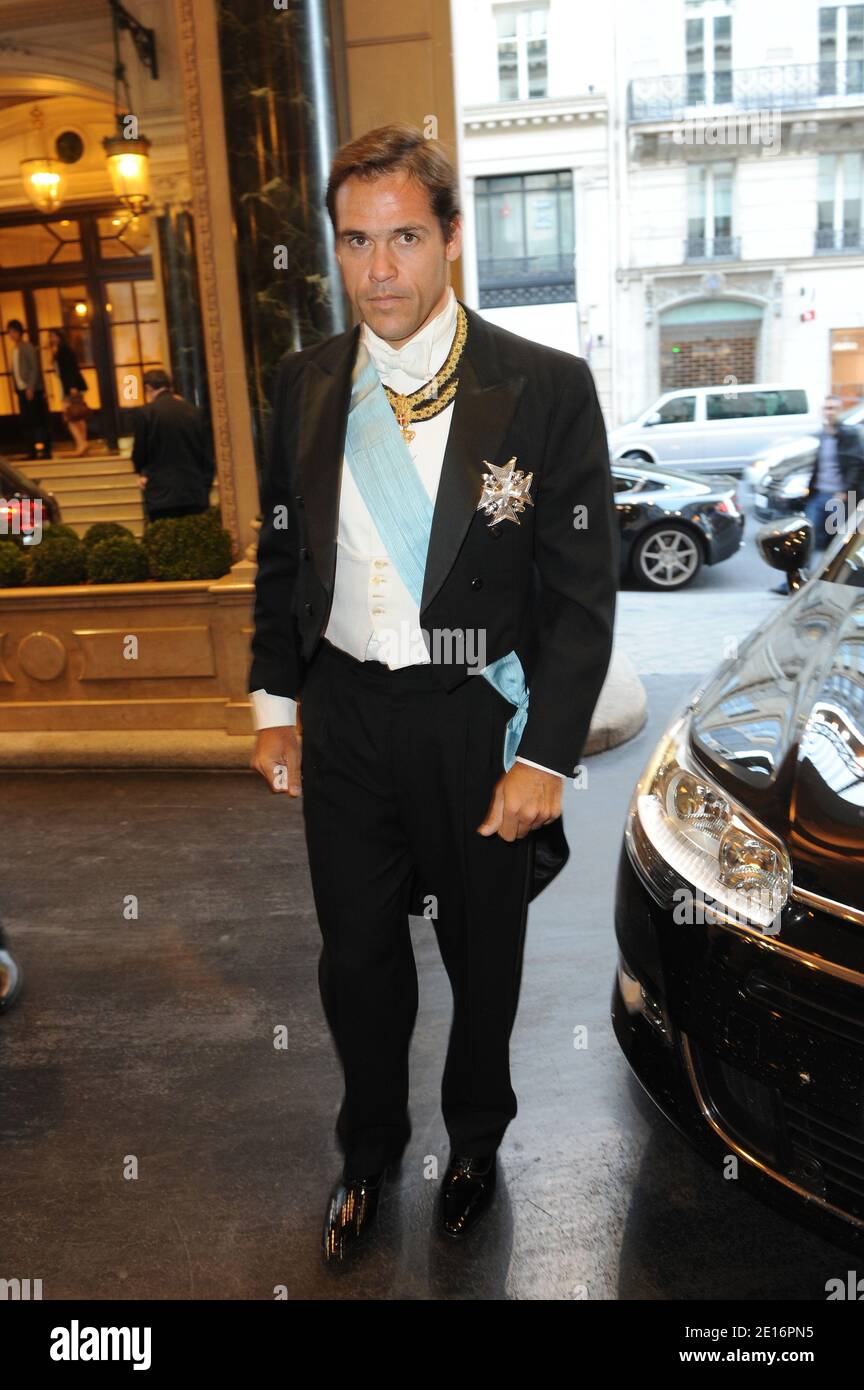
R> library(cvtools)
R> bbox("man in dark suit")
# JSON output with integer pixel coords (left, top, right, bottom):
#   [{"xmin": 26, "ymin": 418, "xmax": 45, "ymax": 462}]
[
  {"xmin": 132, "ymin": 369, "xmax": 214, "ymax": 523},
  {"xmin": 772, "ymin": 395, "xmax": 864, "ymax": 593},
  {"xmin": 6, "ymin": 319, "xmax": 52, "ymax": 461},
  {"xmin": 804, "ymin": 395, "xmax": 864, "ymax": 547},
  {"xmin": 248, "ymin": 125, "xmax": 618, "ymax": 1261}
]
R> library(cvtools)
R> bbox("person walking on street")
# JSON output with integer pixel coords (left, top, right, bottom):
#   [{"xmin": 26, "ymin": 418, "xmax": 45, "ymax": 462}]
[
  {"xmin": 248, "ymin": 125, "xmax": 618, "ymax": 1262},
  {"xmin": 772, "ymin": 394, "xmax": 864, "ymax": 593}
]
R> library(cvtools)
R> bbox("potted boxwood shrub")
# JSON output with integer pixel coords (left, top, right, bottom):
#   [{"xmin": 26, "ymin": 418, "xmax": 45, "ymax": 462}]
[
  {"xmin": 144, "ymin": 508, "xmax": 234, "ymax": 581},
  {"xmin": 86, "ymin": 536, "xmax": 151, "ymax": 584}
]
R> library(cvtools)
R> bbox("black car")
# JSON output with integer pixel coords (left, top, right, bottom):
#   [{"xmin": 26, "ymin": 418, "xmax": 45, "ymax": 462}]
[
  {"xmin": 614, "ymin": 463, "xmax": 744, "ymax": 590},
  {"xmin": 752, "ymin": 403, "xmax": 864, "ymax": 524},
  {"xmin": 613, "ymin": 515, "xmax": 864, "ymax": 1252},
  {"xmin": 0, "ymin": 455, "xmax": 60, "ymax": 543}
]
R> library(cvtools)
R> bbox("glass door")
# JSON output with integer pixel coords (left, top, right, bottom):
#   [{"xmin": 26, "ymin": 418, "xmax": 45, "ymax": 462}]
[{"xmin": 31, "ymin": 284, "xmax": 101, "ymax": 413}]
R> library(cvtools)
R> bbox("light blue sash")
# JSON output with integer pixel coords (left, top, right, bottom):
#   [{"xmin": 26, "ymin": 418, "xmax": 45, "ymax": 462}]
[{"xmin": 344, "ymin": 345, "xmax": 529, "ymax": 770}]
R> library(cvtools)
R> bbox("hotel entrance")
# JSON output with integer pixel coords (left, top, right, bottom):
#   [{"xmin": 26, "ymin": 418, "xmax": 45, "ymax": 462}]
[{"xmin": 0, "ymin": 206, "xmax": 161, "ymax": 456}]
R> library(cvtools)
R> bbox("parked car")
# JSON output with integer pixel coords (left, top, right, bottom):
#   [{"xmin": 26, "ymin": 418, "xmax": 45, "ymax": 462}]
[
  {"xmin": 609, "ymin": 383, "xmax": 822, "ymax": 476},
  {"xmin": 750, "ymin": 402, "xmax": 864, "ymax": 522},
  {"xmin": 614, "ymin": 461, "xmax": 744, "ymax": 590},
  {"xmin": 0, "ymin": 455, "xmax": 60, "ymax": 543},
  {"xmin": 613, "ymin": 514, "xmax": 864, "ymax": 1252}
]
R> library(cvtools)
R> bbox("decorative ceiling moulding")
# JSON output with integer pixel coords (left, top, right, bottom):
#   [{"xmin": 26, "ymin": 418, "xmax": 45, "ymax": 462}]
[
  {"xmin": 0, "ymin": 75, "xmax": 115, "ymax": 105},
  {"xmin": 149, "ymin": 171, "xmax": 193, "ymax": 214},
  {"xmin": 0, "ymin": 0, "xmax": 109, "ymax": 24}
]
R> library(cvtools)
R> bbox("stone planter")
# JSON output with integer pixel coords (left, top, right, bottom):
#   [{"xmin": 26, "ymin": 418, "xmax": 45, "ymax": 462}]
[{"xmin": 0, "ymin": 571, "xmax": 255, "ymax": 735}]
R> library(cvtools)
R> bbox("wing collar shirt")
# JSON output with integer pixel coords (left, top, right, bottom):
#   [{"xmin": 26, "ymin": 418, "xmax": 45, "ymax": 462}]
[{"xmin": 251, "ymin": 286, "xmax": 564, "ymax": 779}]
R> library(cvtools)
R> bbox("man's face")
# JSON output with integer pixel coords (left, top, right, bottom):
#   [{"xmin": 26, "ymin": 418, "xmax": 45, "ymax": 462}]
[
  {"xmin": 823, "ymin": 396, "xmax": 842, "ymax": 428},
  {"xmin": 334, "ymin": 169, "xmax": 462, "ymax": 346},
  {"xmin": 7, "ymin": 326, "xmax": 21, "ymax": 343}
]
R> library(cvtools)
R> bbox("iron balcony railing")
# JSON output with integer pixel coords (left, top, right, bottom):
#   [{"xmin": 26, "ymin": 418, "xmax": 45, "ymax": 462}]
[
  {"xmin": 684, "ymin": 234, "xmax": 741, "ymax": 261},
  {"xmin": 815, "ymin": 226, "xmax": 864, "ymax": 253},
  {"xmin": 629, "ymin": 60, "xmax": 864, "ymax": 123},
  {"xmin": 477, "ymin": 253, "xmax": 575, "ymax": 288}
]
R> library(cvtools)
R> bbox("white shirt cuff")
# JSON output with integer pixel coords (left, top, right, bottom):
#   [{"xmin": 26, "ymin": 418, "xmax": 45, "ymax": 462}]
[
  {"xmin": 515, "ymin": 755, "xmax": 567, "ymax": 780},
  {"xmin": 250, "ymin": 688, "xmax": 298, "ymax": 729}
]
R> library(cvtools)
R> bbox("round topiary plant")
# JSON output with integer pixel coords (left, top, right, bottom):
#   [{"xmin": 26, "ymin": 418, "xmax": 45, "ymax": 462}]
[
  {"xmin": 143, "ymin": 510, "xmax": 234, "ymax": 581},
  {"xmin": 41, "ymin": 522, "xmax": 81, "ymax": 544},
  {"xmin": 83, "ymin": 521, "xmax": 136, "ymax": 550},
  {"xmin": 28, "ymin": 534, "xmax": 88, "ymax": 586},
  {"xmin": 86, "ymin": 536, "xmax": 150, "ymax": 584},
  {"xmin": 0, "ymin": 542, "xmax": 27, "ymax": 587}
]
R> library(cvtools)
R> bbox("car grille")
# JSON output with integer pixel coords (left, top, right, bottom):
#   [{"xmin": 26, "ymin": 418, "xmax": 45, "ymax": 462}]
[
  {"xmin": 746, "ymin": 972, "xmax": 864, "ymax": 1049},
  {"xmin": 688, "ymin": 965, "xmax": 864, "ymax": 1226},
  {"xmin": 783, "ymin": 1096, "xmax": 864, "ymax": 1206}
]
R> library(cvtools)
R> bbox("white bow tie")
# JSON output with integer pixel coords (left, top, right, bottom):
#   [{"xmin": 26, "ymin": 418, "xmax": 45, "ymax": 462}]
[{"xmin": 366, "ymin": 334, "xmax": 434, "ymax": 384}]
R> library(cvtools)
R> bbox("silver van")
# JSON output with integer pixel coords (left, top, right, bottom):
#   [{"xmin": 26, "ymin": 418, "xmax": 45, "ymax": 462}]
[{"xmin": 608, "ymin": 383, "xmax": 822, "ymax": 475}]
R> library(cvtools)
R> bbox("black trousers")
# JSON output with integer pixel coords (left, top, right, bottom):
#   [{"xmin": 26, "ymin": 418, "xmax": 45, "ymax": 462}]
[
  {"xmin": 16, "ymin": 388, "xmax": 52, "ymax": 459},
  {"xmin": 145, "ymin": 502, "xmax": 207, "ymax": 524},
  {"xmin": 300, "ymin": 638, "xmax": 536, "ymax": 1177}
]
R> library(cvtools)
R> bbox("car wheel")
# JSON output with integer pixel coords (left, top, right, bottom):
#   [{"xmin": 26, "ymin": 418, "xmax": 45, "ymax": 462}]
[
  {"xmin": 619, "ymin": 450, "xmax": 652, "ymax": 463},
  {"xmin": 632, "ymin": 524, "xmax": 703, "ymax": 590}
]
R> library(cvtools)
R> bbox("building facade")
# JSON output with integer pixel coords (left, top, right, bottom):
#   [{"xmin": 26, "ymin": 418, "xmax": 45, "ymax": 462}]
[{"xmin": 453, "ymin": 0, "xmax": 864, "ymax": 426}]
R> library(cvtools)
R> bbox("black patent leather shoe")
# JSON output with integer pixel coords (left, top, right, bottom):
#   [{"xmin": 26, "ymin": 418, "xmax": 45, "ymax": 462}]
[
  {"xmin": 438, "ymin": 1152, "xmax": 497, "ymax": 1238},
  {"xmin": 322, "ymin": 1168, "xmax": 387, "ymax": 1263},
  {"xmin": 0, "ymin": 946, "xmax": 22, "ymax": 1014}
]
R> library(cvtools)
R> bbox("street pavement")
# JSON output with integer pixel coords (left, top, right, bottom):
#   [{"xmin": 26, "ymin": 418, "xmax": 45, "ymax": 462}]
[{"xmin": 1, "ymin": 500, "xmax": 847, "ymax": 1300}]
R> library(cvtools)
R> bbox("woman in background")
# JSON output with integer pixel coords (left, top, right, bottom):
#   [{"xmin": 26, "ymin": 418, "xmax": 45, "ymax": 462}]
[{"xmin": 49, "ymin": 328, "xmax": 89, "ymax": 457}]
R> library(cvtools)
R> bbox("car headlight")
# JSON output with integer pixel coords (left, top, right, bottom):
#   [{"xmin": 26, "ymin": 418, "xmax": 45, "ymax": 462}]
[
  {"xmin": 625, "ymin": 716, "xmax": 791, "ymax": 933},
  {"xmin": 779, "ymin": 470, "xmax": 811, "ymax": 499}
]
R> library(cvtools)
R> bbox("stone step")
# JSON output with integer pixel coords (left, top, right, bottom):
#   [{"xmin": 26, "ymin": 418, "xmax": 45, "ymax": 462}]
[
  {"xmin": 52, "ymin": 486, "xmax": 143, "ymax": 509},
  {"xmin": 27, "ymin": 457, "xmax": 135, "ymax": 481},
  {"xmin": 39, "ymin": 473, "xmax": 139, "ymax": 491},
  {"xmin": 61, "ymin": 503, "xmax": 145, "ymax": 522}
]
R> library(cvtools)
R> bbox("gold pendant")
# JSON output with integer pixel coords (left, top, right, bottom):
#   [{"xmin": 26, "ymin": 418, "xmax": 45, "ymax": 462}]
[{"xmin": 394, "ymin": 396, "xmax": 416, "ymax": 443}]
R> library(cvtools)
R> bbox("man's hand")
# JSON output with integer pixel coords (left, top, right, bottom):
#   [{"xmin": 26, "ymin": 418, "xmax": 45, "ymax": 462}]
[
  {"xmin": 477, "ymin": 763, "xmax": 563, "ymax": 841},
  {"xmin": 250, "ymin": 724, "xmax": 302, "ymax": 796},
  {"xmin": 25, "ymin": 388, "xmax": 34, "ymax": 402},
  {"xmin": 137, "ymin": 475, "xmax": 148, "ymax": 491}
]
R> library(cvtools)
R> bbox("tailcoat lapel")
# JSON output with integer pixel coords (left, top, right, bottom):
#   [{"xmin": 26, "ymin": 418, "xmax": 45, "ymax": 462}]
[{"xmin": 294, "ymin": 303, "xmax": 526, "ymax": 614}]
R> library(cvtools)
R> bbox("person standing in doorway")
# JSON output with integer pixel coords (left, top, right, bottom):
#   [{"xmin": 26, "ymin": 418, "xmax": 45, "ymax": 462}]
[
  {"xmin": 132, "ymin": 369, "xmax": 215, "ymax": 524},
  {"xmin": 6, "ymin": 319, "xmax": 52, "ymax": 461},
  {"xmin": 49, "ymin": 328, "xmax": 89, "ymax": 457}
]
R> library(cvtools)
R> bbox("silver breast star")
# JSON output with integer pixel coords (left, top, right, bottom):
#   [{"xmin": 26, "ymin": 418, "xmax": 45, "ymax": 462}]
[{"xmin": 476, "ymin": 457, "xmax": 534, "ymax": 526}]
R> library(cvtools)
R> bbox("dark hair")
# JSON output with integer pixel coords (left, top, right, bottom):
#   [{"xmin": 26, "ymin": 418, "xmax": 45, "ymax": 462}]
[
  {"xmin": 143, "ymin": 368, "xmax": 172, "ymax": 392},
  {"xmin": 6, "ymin": 319, "xmax": 24, "ymax": 334},
  {"xmin": 326, "ymin": 124, "xmax": 461, "ymax": 243},
  {"xmin": 49, "ymin": 328, "xmax": 66, "ymax": 345}
]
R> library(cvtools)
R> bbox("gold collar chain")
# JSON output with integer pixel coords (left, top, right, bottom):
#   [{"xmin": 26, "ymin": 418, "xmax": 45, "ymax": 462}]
[{"xmin": 382, "ymin": 303, "xmax": 468, "ymax": 443}]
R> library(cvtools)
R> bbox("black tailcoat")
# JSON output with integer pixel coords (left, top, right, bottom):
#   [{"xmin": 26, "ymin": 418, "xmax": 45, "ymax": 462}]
[{"xmin": 249, "ymin": 302, "xmax": 619, "ymax": 897}]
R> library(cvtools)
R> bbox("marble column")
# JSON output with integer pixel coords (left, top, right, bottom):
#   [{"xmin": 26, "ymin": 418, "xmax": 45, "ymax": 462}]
[
  {"xmin": 155, "ymin": 204, "xmax": 211, "ymax": 417},
  {"xmin": 215, "ymin": 0, "xmax": 348, "ymax": 471}
]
